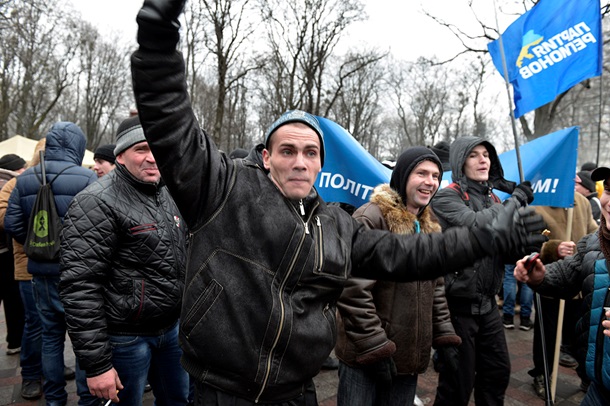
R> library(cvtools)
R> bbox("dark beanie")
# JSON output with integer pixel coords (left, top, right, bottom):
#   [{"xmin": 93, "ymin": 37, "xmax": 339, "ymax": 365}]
[
  {"xmin": 114, "ymin": 116, "xmax": 146, "ymax": 156},
  {"xmin": 577, "ymin": 171, "xmax": 596, "ymax": 193},
  {"xmin": 229, "ymin": 148, "xmax": 249, "ymax": 159},
  {"xmin": 94, "ymin": 144, "xmax": 116, "ymax": 164},
  {"xmin": 430, "ymin": 141, "xmax": 450, "ymax": 172},
  {"xmin": 390, "ymin": 146, "xmax": 443, "ymax": 206},
  {"xmin": 0, "ymin": 154, "xmax": 26, "ymax": 171},
  {"xmin": 581, "ymin": 162, "xmax": 597, "ymax": 172}
]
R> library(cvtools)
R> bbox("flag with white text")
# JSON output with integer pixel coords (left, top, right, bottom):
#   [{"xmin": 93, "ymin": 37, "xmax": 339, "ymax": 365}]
[
  {"xmin": 440, "ymin": 127, "xmax": 579, "ymax": 208},
  {"xmin": 487, "ymin": 0, "xmax": 602, "ymax": 118},
  {"xmin": 315, "ymin": 117, "xmax": 391, "ymax": 208},
  {"xmin": 315, "ymin": 117, "xmax": 578, "ymax": 209}
]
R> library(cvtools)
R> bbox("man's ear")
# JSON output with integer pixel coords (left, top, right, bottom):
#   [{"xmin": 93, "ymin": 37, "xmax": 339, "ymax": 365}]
[
  {"xmin": 262, "ymin": 148, "xmax": 271, "ymax": 170},
  {"xmin": 116, "ymin": 153, "xmax": 124, "ymax": 165}
]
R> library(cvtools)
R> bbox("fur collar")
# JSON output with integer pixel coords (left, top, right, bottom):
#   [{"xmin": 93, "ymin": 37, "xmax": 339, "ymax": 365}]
[{"xmin": 370, "ymin": 184, "xmax": 441, "ymax": 235}]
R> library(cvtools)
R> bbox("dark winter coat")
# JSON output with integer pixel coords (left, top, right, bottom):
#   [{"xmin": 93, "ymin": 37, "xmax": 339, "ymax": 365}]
[
  {"xmin": 4, "ymin": 122, "xmax": 97, "ymax": 276},
  {"xmin": 335, "ymin": 184, "xmax": 461, "ymax": 375},
  {"xmin": 58, "ymin": 163, "xmax": 187, "ymax": 378},
  {"xmin": 430, "ymin": 136, "xmax": 520, "ymax": 315},
  {"xmin": 131, "ymin": 49, "xmax": 495, "ymax": 403},
  {"xmin": 533, "ymin": 232, "xmax": 608, "ymax": 394}
]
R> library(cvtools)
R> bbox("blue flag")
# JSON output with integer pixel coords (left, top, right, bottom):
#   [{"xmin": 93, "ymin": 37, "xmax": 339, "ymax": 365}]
[
  {"xmin": 315, "ymin": 117, "xmax": 391, "ymax": 208},
  {"xmin": 487, "ymin": 0, "xmax": 602, "ymax": 118},
  {"xmin": 315, "ymin": 116, "xmax": 578, "ymax": 209},
  {"xmin": 439, "ymin": 127, "xmax": 579, "ymax": 208}
]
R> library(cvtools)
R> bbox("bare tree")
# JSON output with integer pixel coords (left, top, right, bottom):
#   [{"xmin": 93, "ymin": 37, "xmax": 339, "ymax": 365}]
[
  {"xmin": 386, "ymin": 58, "xmax": 452, "ymax": 148},
  {"xmin": 54, "ymin": 21, "xmax": 132, "ymax": 149},
  {"xmin": 0, "ymin": 0, "xmax": 79, "ymax": 139},
  {"xmin": 257, "ymin": 0, "xmax": 366, "ymax": 124},
  {"xmin": 325, "ymin": 50, "xmax": 386, "ymax": 156},
  {"xmin": 183, "ymin": 0, "xmax": 261, "ymax": 151}
]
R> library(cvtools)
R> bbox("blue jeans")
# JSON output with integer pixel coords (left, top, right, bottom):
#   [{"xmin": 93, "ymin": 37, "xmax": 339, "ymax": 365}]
[
  {"xmin": 337, "ymin": 362, "xmax": 417, "ymax": 406},
  {"xmin": 503, "ymin": 264, "xmax": 533, "ymax": 318},
  {"xmin": 108, "ymin": 322, "xmax": 189, "ymax": 405},
  {"xmin": 581, "ymin": 381, "xmax": 610, "ymax": 406},
  {"xmin": 32, "ymin": 276, "xmax": 97, "ymax": 406},
  {"xmin": 19, "ymin": 280, "xmax": 42, "ymax": 381}
]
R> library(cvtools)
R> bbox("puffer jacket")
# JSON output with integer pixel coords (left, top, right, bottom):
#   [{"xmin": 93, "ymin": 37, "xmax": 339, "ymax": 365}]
[
  {"xmin": 4, "ymin": 122, "xmax": 97, "ymax": 276},
  {"xmin": 335, "ymin": 184, "xmax": 461, "ymax": 375},
  {"xmin": 431, "ymin": 136, "xmax": 523, "ymax": 315},
  {"xmin": 131, "ymin": 49, "xmax": 495, "ymax": 403},
  {"xmin": 534, "ymin": 231, "xmax": 608, "ymax": 394},
  {"xmin": 58, "ymin": 163, "xmax": 187, "ymax": 378},
  {"xmin": 0, "ymin": 168, "xmax": 19, "ymax": 254},
  {"xmin": 0, "ymin": 177, "xmax": 29, "ymax": 281}
]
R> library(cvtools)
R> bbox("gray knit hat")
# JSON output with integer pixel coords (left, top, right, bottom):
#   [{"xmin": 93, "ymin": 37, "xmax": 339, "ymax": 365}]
[
  {"xmin": 114, "ymin": 116, "xmax": 146, "ymax": 156},
  {"xmin": 264, "ymin": 110, "xmax": 325, "ymax": 166}
]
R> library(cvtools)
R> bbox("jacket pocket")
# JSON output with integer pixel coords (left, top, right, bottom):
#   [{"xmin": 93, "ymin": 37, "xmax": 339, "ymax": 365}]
[
  {"xmin": 313, "ymin": 215, "xmax": 349, "ymax": 280},
  {"xmin": 131, "ymin": 279, "xmax": 145, "ymax": 321},
  {"xmin": 181, "ymin": 279, "xmax": 223, "ymax": 338}
]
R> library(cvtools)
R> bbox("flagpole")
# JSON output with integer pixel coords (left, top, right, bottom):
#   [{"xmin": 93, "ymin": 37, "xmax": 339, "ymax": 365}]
[
  {"xmin": 550, "ymin": 209, "xmax": 574, "ymax": 403},
  {"xmin": 492, "ymin": 2, "xmax": 553, "ymax": 405},
  {"xmin": 491, "ymin": 0, "xmax": 524, "ymax": 182},
  {"xmin": 596, "ymin": 74, "xmax": 603, "ymax": 166}
]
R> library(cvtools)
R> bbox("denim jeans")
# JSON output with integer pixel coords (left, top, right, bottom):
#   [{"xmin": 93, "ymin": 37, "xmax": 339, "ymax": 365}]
[
  {"xmin": 19, "ymin": 280, "xmax": 42, "ymax": 381},
  {"xmin": 337, "ymin": 362, "xmax": 417, "ymax": 406},
  {"xmin": 32, "ymin": 276, "xmax": 69, "ymax": 405},
  {"xmin": 581, "ymin": 381, "xmax": 610, "ymax": 406},
  {"xmin": 32, "ymin": 276, "xmax": 97, "ymax": 406},
  {"xmin": 503, "ymin": 264, "xmax": 533, "ymax": 318},
  {"xmin": 108, "ymin": 322, "xmax": 189, "ymax": 406}
]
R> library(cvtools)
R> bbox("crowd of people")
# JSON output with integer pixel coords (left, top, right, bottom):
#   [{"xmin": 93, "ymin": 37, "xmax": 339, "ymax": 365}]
[{"xmin": 0, "ymin": 1, "xmax": 609, "ymax": 405}]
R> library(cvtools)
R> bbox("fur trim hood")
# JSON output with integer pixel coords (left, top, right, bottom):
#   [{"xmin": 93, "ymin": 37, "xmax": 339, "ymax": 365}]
[{"xmin": 370, "ymin": 184, "xmax": 441, "ymax": 235}]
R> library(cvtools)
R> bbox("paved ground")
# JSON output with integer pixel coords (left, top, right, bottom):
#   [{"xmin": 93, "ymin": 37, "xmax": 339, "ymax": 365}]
[{"xmin": 0, "ymin": 304, "xmax": 585, "ymax": 405}]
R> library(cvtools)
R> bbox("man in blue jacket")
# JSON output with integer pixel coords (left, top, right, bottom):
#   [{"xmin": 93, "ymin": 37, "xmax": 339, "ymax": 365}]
[{"xmin": 5, "ymin": 122, "xmax": 97, "ymax": 406}]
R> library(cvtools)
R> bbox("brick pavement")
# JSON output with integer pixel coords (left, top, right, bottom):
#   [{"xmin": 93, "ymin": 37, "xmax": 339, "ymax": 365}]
[{"xmin": 1, "ymin": 304, "xmax": 585, "ymax": 405}]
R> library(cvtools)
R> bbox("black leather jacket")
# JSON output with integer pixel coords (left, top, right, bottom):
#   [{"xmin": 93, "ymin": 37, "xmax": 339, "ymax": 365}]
[
  {"xmin": 59, "ymin": 164, "xmax": 187, "ymax": 377},
  {"xmin": 131, "ymin": 49, "xmax": 493, "ymax": 403}
]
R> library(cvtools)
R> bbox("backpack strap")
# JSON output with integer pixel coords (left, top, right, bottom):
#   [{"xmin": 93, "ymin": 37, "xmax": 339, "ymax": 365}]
[
  {"xmin": 48, "ymin": 165, "xmax": 77, "ymax": 186},
  {"xmin": 34, "ymin": 163, "xmax": 77, "ymax": 186},
  {"xmin": 447, "ymin": 182, "xmax": 502, "ymax": 205},
  {"xmin": 447, "ymin": 182, "xmax": 470, "ymax": 206}
]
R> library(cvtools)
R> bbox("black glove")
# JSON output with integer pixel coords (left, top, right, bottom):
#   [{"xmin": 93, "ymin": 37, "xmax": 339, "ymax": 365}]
[
  {"xmin": 436, "ymin": 346, "xmax": 460, "ymax": 374},
  {"xmin": 137, "ymin": 0, "xmax": 187, "ymax": 52},
  {"xmin": 510, "ymin": 181, "xmax": 534, "ymax": 206},
  {"xmin": 472, "ymin": 201, "xmax": 548, "ymax": 256},
  {"xmin": 494, "ymin": 204, "xmax": 548, "ymax": 254},
  {"xmin": 364, "ymin": 357, "xmax": 397, "ymax": 386}
]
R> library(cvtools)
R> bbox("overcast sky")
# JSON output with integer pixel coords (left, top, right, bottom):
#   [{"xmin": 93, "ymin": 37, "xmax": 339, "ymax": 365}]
[{"xmin": 69, "ymin": 0, "xmax": 502, "ymax": 61}]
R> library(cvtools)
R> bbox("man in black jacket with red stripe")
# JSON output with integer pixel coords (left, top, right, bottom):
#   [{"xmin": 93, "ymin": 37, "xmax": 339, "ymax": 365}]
[{"xmin": 59, "ymin": 116, "xmax": 189, "ymax": 405}]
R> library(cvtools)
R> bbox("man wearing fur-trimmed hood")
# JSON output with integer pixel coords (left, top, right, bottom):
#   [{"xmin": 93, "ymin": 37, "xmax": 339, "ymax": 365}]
[
  {"xmin": 431, "ymin": 136, "xmax": 538, "ymax": 406},
  {"xmin": 335, "ymin": 146, "xmax": 461, "ymax": 405}
]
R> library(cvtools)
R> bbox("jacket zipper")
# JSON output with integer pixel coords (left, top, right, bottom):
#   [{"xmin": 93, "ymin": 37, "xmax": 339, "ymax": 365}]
[
  {"xmin": 316, "ymin": 216, "xmax": 324, "ymax": 272},
  {"xmin": 255, "ymin": 200, "xmax": 318, "ymax": 402},
  {"xmin": 299, "ymin": 199, "xmax": 309, "ymax": 234}
]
